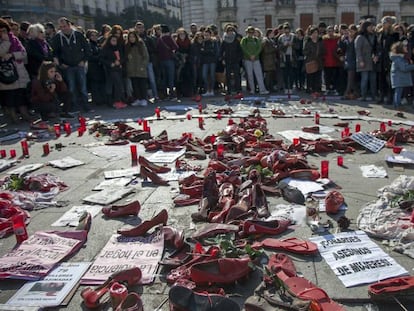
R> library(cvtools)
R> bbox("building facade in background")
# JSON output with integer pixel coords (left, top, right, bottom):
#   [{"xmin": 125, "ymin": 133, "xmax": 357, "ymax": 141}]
[
  {"xmin": 182, "ymin": 0, "xmax": 414, "ymax": 34},
  {"xmin": 0, "ymin": 0, "xmax": 181, "ymax": 28}
]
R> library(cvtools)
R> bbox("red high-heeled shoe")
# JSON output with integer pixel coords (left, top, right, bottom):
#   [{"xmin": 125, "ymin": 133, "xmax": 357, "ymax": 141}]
[
  {"xmin": 81, "ymin": 267, "xmax": 142, "ymax": 309},
  {"xmin": 115, "ymin": 292, "xmax": 143, "ymax": 311},
  {"xmin": 117, "ymin": 209, "xmax": 168, "ymax": 237},
  {"xmin": 138, "ymin": 156, "xmax": 171, "ymax": 173},
  {"xmin": 140, "ymin": 166, "xmax": 169, "ymax": 186},
  {"xmin": 102, "ymin": 201, "xmax": 141, "ymax": 218}
]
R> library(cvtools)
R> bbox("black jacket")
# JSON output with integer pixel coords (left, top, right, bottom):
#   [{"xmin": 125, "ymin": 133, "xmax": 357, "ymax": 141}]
[
  {"xmin": 26, "ymin": 39, "xmax": 53, "ymax": 78},
  {"xmin": 51, "ymin": 30, "xmax": 91, "ymax": 67}
]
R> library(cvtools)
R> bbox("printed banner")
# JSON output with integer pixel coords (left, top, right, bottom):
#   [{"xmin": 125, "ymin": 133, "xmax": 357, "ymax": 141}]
[
  {"xmin": 81, "ymin": 231, "xmax": 163, "ymax": 285},
  {"xmin": 310, "ymin": 231, "xmax": 408, "ymax": 287},
  {"xmin": 0, "ymin": 231, "xmax": 87, "ymax": 280}
]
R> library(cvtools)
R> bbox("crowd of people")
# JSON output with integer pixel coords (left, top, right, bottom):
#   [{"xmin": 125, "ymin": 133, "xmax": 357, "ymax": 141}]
[{"xmin": 0, "ymin": 14, "xmax": 413, "ymax": 123}]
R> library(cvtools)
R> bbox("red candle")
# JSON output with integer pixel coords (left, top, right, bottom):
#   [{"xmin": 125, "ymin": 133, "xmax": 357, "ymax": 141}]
[
  {"xmin": 43, "ymin": 143, "xmax": 50, "ymax": 155},
  {"xmin": 228, "ymin": 118, "xmax": 234, "ymax": 125},
  {"xmin": 20, "ymin": 140, "xmax": 29, "ymax": 157},
  {"xmin": 54, "ymin": 124, "xmax": 61, "ymax": 138},
  {"xmin": 186, "ymin": 113, "xmax": 192, "ymax": 120},
  {"xmin": 355, "ymin": 123, "xmax": 361, "ymax": 132},
  {"xmin": 78, "ymin": 116, "xmax": 86, "ymax": 128},
  {"xmin": 143, "ymin": 120, "xmax": 149, "ymax": 132},
  {"xmin": 12, "ymin": 214, "xmax": 28, "ymax": 244},
  {"xmin": 0, "ymin": 150, "xmax": 5, "ymax": 158},
  {"xmin": 388, "ymin": 120, "xmax": 392, "ymax": 126},
  {"xmin": 155, "ymin": 107, "xmax": 161, "ymax": 119},
  {"xmin": 198, "ymin": 117, "xmax": 204, "ymax": 129},
  {"xmin": 337, "ymin": 156, "xmax": 343, "ymax": 166},
  {"xmin": 63, "ymin": 122, "xmax": 71, "ymax": 135},
  {"xmin": 10, "ymin": 149, "xmax": 16, "ymax": 158},
  {"xmin": 216, "ymin": 112, "xmax": 222, "ymax": 120},
  {"xmin": 77, "ymin": 127, "xmax": 84, "ymax": 136},
  {"xmin": 320, "ymin": 160, "xmax": 329, "ymax": 178},
  {"xmin": 293, "ymin": 138, "xmax": 300, "ymax": 146},
  {"xmin": 380, "ymin": 122, "xmax": 386, "ymax": 132},
  {"xmin": 198, "ymin": 103, "xmax": 202, "ymax": 114},
  {"xmin": 344, "ymin": 127, "xmax": 350, "ymax": 137},
  {"xmin": 314, "ymin": 112, "xmax": 320, "ymax": 125},
  {"xmin": 130, "ymin": 145, "xmax": 138, "ymax": 163},
  {"xmin": 210, "ymin": 135, "xmax": 216, "ymax": 144}
]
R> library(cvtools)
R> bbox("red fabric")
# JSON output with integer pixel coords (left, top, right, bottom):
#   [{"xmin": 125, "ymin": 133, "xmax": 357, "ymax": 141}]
[{"xmin": 323, "ymin": 36, "xmax": 340, "ymax": 67}]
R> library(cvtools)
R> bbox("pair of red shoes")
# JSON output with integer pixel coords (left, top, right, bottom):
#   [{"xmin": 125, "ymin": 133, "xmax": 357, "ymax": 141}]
[
  {"xmin": 138, "ymin": 156, "xmax": 170, "ymax": 186},
  {"xmin": 81, "ymin": 267, "xmax": 143, "ymax": 310},
  {"xmin": 102, "ymin": 201, "xmax": 141, "ymax": 218},
  {"xmin": 117, "ymin": 209, "xmax": 168, "ymax": 237}
]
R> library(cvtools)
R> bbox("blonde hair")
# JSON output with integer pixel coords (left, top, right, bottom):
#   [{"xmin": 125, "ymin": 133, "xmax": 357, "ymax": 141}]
[{"xmin": 27, "ymin": 23, "xmax": 45, "ymax": 39}]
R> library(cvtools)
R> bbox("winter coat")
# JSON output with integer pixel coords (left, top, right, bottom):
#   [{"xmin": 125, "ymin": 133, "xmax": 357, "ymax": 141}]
[
  {"xmin": 26, "ymin": 38, "xmax": 53, "ymax": 78},
  {"xmin": 156, "ymin": 35, "xmax": 178, "ymax": 62},
  {"xmin": 99, "ymin": 44, "xmax": 125, "ymax": 73},
  {"xmin": 261, "ymin": 37, "xmax": 278, "ymax": 71},
  {"xmin": 240, "ymin": 36, "xmax": 262, "ymax": 60},
  {"xmin": 390, "ymin": 53, "xmax": 414, "ymax": 88},
  {"xmin": 139, "ymin": 33, "xmax": 157, "ymax": 63},
  {"xmin": 220, "ymin": 32, "xmax": 243, "ymax": 65},
  {"xmin": 51, "ymin": 30, "xmax": 91, "ymax": 67},
  {"xmin": 322, "ymin": 34, "xmax": 341, "ymax": 67},
  {"xmin": 125, "ymin": 42, "xmax": 149, "ymax": 78},
  {"xmin": 338, "ymin": 36, "xmax": 356, "ymax": 71},
  {"xmin": 87, "ymin": 40, "xmax": 104, "ymax": 81},
  {"xmin": 278, "ymin": 33, "xmax": 299, "ymax": 66},
  {"xmin": 303, "ymin": 37, "xmax": 325, "ymax": 71},
  {"xmin": 200, "ymin": 39, "xmax": 219, "ymax": 64},
  {"xmin": 190, "ymin": 41, "xmax": 203, "ymax": 67},
  {"xmin": 355, "ymin": 34, "xmax": 375, "ymax": 72},
  {"xmin": 31, "ymin": 78, "xmax": 67, "ymax": 104},
  {"xmin": 0, "ymin": 33, "xmax": 30, "ymax": 91}
]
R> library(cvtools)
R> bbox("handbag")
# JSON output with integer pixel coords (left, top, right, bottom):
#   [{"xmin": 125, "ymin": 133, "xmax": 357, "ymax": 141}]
[
  {"xmin": 0, "ymin": 58, "xmax": 19, "ymax": 84},
  {"xmin": 305, "ymin": 60, "xmax": 318, "ymax": 74}
]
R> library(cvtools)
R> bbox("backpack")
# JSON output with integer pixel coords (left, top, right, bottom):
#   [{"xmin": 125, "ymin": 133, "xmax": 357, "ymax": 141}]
[{"xmin": 0, "ymin": 58, "xmax": 19, "ymax": 84}]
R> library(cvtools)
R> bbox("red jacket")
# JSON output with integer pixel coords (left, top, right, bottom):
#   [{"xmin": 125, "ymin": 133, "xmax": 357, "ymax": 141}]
[{"xmin": 322, "ymin": 34, "xmax": 341, "ymax": 67}]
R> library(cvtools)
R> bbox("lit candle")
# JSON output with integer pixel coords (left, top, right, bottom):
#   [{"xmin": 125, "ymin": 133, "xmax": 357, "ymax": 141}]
[
  {"xmin": 155, "ymin": 107, "xmax": 161, "ymax": 119},
  {"xmin": 54, "ymin": 124, "xmax": 61, "ymax": 138},
  {"xmin": 20, "ymin": 140, "xmax": 29, "ymax": 157}
]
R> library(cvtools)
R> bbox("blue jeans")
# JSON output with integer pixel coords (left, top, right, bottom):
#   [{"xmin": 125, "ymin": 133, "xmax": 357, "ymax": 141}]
[
  {"xmin": 160, "ymin": 59, "xmax": 175, "ymax": 95},
  {"xmin": 63, "ymin": 65, "xmax": 89, "ymax": 111},
  {"xmin": 147, "ymin": 62, "xmax": 158, "ymax": 98},
  {"xmin": 393, "ymin": 87, "xmax": 403, "ymax": 108},
  {"xmin": 360, "ymin": 70, "xmax": 377, "ymax": 99},
  {"xmin": 202, "ymin": 63, "xmax": 216, "ymax": 91}
]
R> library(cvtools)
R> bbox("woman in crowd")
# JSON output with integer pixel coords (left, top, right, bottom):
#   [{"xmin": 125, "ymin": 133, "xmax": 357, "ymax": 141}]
[
  {"xmin": 175, "ymin": 27, "xmax": 193, "ymax": 97},
  {"xmin": 200, "ymin": 28, "xmax": 219, "ymax": 96},
  {"xmin": 303, "ymin": 26, "xmax": 324, "ymax": 94},
  {"xmin": 261, "ymin": 28, "xmax": 278, "ymax": 93},
  {"xmin": 26, "ymin": 23, "xmax": 53, "ymax": 79},
  {"xmin": 189, "ymin": 31, "xmax": 204, "ymax": 95},
  {"xmin": 0, "ymin": 18, "xmax": 32, "ymax": 122},
  {"xmin": 341, "ymin": 24, "xmax": 359, "ymax": 99},
  {"xmin": 294, "ymin": 27, "xmax": 305, "ymax": 91},
  {"xmin": 99, "ymin": 34, "xmax": 126, "ymax": 109},
  {"xmin": 125, "ymin": 30, "xmax": 149, "ymax": 107},
  {"xmin": 31, "ymin": 61, "xmax": 72, "ymax": 120}
]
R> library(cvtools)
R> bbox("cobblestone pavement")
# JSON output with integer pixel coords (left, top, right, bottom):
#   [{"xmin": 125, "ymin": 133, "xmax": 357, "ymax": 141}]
[{"xmin": 0, "ymin": 93, "xmax": 413, "ymax": 311}]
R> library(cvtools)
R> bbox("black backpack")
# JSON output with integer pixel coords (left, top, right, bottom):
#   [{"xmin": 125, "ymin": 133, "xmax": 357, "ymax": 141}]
[{"xmin": 0, "ymin": 58, "xmax": 19, "ymax": 84}]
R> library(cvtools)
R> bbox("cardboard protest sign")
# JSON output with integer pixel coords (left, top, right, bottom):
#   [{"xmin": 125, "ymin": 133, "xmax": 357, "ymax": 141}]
[
  {"xmin": 81, "ymin": 231, "xmax": 163, "ymax": 285},
  {"xmin": 310, "ymin": 231, "xmax": 408, "ymax": 287}
]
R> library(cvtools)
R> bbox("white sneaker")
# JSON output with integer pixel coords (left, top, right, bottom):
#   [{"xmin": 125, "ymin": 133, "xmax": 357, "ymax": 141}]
[
  {"xmin": 260, "ymin": 90, "xmax": 270, "ymax": 95},
  {"xmin": 131, "ymin": 99, "xmax": 141, "ymax": 107}
]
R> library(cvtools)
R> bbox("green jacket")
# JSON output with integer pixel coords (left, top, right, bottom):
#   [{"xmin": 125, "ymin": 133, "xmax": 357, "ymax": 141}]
[{"xmin": 240, "ymin": 36, "xmax": 262, "ymax": 60}]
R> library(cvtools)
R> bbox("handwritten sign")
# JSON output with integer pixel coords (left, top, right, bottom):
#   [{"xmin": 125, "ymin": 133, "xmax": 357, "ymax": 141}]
[
  {"xmin": 310, "ymin": 231, "xmax": 408, "ymax": 287},
  {"xmin": 81, "ymin": 231, "xmax": 163, "ymax": 285},
  {"xmin": 0, "ymin": 231, "xmax": 87, "ymax": 280}
]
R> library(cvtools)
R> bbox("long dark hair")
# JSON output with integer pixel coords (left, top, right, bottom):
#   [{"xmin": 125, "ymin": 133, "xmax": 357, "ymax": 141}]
[
  {"xmin": 125, "ymin": 30, "xmax": 145, "ymax": 55},
  {"xmin": 38, "ymin": 61, "xmax": 56, "ymax": 82}
]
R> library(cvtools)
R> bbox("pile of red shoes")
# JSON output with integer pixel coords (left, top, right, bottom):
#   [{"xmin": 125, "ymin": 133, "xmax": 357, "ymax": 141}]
[{"xmin": 88, "ymin": 121, "xmax": 151, "ymax": 144}]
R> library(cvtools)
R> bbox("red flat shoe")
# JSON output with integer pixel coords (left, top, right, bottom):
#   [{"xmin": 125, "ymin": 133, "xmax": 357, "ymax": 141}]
[
  {"xmin": 190, "ymin": 257, "xmax": 251, "ymax": 285},
  {"xmin": 102, "ymin": 201, "xmax": 141, "ymax": 218},
  {"xmin": 242, "ymin": 219, "xmax": 291, "ymax": 237},
  {"xmin": 254, "ymin": 237, "xmax": 318, "ymax": 255},
  {"xmin": 138, "ymin": 156, "xmax": 171, "ymax": 173},
  {"xmin": 140, "ymin": 166, "xmax": 169, "ymax": 186},
  {"xmin": 117, "ymin": 209, "xmax": 168, "ymax": 237},
  {"xmin": 115, "ymin": 292, "xmax": 143, "ymax": 311},
  {"xmin": 369, "ymin": 276, "xmax": 414, "ymax": 301}
]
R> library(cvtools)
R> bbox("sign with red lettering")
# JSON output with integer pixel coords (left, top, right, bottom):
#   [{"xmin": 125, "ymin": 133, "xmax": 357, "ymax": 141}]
[
  {"xmin": 81, "ymin": 231, "xmax": 163, "ymax": 285},
  {"xmin": 310, "ymin": 231, "xmax": 408, "ymax": 287}
]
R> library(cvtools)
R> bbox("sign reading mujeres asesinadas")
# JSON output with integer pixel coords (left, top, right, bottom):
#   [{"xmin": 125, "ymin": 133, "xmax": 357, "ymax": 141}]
[{"xmin": 310, "ymin": 230, "xmax": 408, "ymax": 287}]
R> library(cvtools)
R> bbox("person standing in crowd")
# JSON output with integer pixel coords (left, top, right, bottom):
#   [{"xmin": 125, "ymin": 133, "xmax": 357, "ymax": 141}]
[
  {"xmin": 99, "ymin": 34, "xmax": 126, "ymax": 109},
  {"xmin": 220, "ymin": 24, "xmax": 242, "ymax": 95},
  {"xmin": 322, "ymin": 25, "xmax": 341, "ymax": 95},
  {"xmin": 51, "ymin": 17, "xmax": 91, "ymax": 112},
  {"xmin": 98, "ymin": 24, "xmax": 111, "ymax": 46},
  {"xmin": 189, "ymin": 31, "xmax": 204, "ymax": 95},
  {"xmin": 261, "ymin": 28, "xmax": 278, "ymax": 93},
  {"xmin": 377, "ymin": 16, "xmax": 398, "ymax": 105},
  {"xmin": 294, "ymin": 28, "xmax": 305, "ymax": 91},
  {"xmin": 189, "ymin": 23, "xmax": 198, "ymax": 39},
  {"xmin": 389, "ymin": 41, "xmax": 414, "ymax": 109},
  {"xmin": 200, "ymin": 28, "xmax": 219, "ymax": 96},
  {"xmin": 18, "ymin": 21, "xmax": 30, "ymax": 49},
  {"xmin": 341, "ymin": 24, "xmax": 359, "ymax": 100},
  {"xmin": 278, "ymin": 23, "xmax": 297, "ymax": 94},
  {"xmin": 0, "ymin": 18, "xmax": 32, "ymax": 123},
  {"xmin": 303, "ymin": 26, "xmax": 324, "ymax": 94},
  {"xmin": 175, "ymin": 27, "xmax": 192, "ymax": 97},
  {"xmin": 125, "ymin": 30, "xmax": 149, "ymax": 107},
  {"xmin": 85, "ymin": 29, "xmax": 105, "ymax": 106},
  {"xmin": 31, "ymin": 61, "xmax": 72, "ymax": 120},
  {"xmin": 44, "ymin": 22, "xmax": 56, "ymax": 45},
  {"xmin": 156, "ymin": 24, "xmax": 178, "ymax": 100},
  {"xmin": 26, "ymin": 23, "xmax": 53, "ymax": 79},
  {"xmin": 135, "ymin": 21, "xmax": 159, "ymax": 102},
  {"xmin": 240, "ymin": 26, "xmax": 269, "ymax": 95},
  {"xmin": 355, "ymin": 20, "xmax": 378, "ymax": 101}
]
